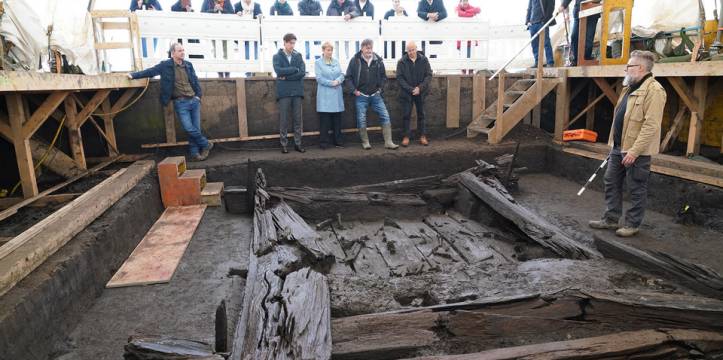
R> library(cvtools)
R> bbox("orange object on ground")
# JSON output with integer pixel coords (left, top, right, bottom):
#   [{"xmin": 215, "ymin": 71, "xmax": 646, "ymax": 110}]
[
  {"xmin": 158, "ymin": 156, "xmax": 206, "ymax": 208},
  {"xmin": 106, "ymin": 205, "xmax": 206, "ymax": 288},
  {"xmin": 563, "ymin": 129, "xmax": 598, "ymax": 142}
]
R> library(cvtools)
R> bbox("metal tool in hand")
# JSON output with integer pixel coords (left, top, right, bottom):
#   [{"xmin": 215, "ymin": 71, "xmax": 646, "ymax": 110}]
[{"xmin": 577, "ymin": 156, "xmax": 609, "ymax": 196}]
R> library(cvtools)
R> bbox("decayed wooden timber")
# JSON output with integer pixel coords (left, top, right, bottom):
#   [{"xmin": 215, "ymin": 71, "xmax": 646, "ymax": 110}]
[
  {"xmin": 124, "ymin": 336, "xmax": 222, "ymax": 360},
  {"xmin": 331, "ymin": 289, "xmax": 723, "ymax": 360},
  {"xmin": 423, "ymin": 214, "xmax": 507, "ymax": 265},
  {"xmin": 458, "ymin": 172, "xmax": 599, "ymax": 260},
  {"xmin": 270, "ymin": 201, "xmax": 345, "ymax": 261},
  {"xmin": 347, "ymin": 175, "xmax": 445, "ymax": 193},
  {"xmin": 231, "ymin": 169, "xmax": 333, "ymax": 360},
  {"xmin": 403, "ymin": 329, "xmax": 723, "ymax": 360},
  {"xmin": 595, "ymin": 235, "xmax": 723, "ymax": 299}
]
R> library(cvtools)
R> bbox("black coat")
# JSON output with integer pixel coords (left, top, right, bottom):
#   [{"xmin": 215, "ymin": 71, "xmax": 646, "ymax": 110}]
[
  {"xmin": 354, "ymin": 0, "xmax": 374, "ymax": 18},
  {"xmin": 272, "ymin": 49, "xmax": 306, "ymax": 99},
  {"xmin": 344, "ymin": 51, "xmax": 387, "ymax": 95},
  {"xmin": 526, "ymin": 0, "xmax": 556, "ymax": 26},
  {"xmin": 326, "ymin": 0, "xmax": 360, "ymax": 17},
  {"xmin": 396, "ymin": 51, "xmax": 433, "ymax": 100},
  {"xmin": 298, "ymin": 0, "xmax": 323, "ymax": 15}
]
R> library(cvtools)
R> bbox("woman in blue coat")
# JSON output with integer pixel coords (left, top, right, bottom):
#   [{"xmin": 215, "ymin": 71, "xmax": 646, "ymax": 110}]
[{"xmin": 315, "ymin": 42, "xmax": 346, "ymax": 149}]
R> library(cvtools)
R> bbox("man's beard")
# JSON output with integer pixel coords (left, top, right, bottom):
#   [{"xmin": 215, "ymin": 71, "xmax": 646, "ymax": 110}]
[{"xmin": 623, "ymin": 74, "xmax": 638, "ymax": 87}]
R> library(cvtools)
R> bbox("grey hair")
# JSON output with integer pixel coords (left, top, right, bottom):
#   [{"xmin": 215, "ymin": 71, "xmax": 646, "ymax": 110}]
[
  {"xmin": 630, "ymin": 50, "xmax": 655, "ymax": 72},
  {"xmin": 361, "ymin": 38, "xmax": 374, "ymax": 48},
  {"xmin": 169, "ymin": 42, "xmax": 183, "ymax": 55}
]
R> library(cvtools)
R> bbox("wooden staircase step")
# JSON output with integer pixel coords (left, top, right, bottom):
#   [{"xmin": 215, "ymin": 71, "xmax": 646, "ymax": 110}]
[
  {"xmin": 468, "ymin": 125, "xmax": 491, "ymax": 134},
  {"xmin": 510, "ymin": 79, "xmax": 536, "ymax": 91},
  {"xmin": 201, "ymin": 182, "xmax": 224, "ymax": 207},
  {"xmin": 180, "ymin": 169, "xmax": 207, "ymax": 192}
]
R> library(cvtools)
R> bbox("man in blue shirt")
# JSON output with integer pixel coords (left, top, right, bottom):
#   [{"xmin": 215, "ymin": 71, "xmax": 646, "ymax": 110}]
[{"xmin": 128, "ymin": 43, "xmax": 213, "ymax": 161}]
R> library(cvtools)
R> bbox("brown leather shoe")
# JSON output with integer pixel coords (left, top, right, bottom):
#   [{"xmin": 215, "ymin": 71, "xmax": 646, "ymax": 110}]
[
  {"xmin": 401, "ymin": 137, "xmax": 410, "ymax": 147},
  {"xmin": 420, "ymin": 135, "xmax": 429, "ymax": 146}
]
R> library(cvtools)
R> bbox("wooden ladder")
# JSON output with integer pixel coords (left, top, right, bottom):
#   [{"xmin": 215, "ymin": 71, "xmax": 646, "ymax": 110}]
[
  {"xmin": 467, "ymin": 73, "xmax": 560, "ymax": 144},
  {"xmin": 90, "ymin": 10, "xmax": 142, "ymax": 72}
]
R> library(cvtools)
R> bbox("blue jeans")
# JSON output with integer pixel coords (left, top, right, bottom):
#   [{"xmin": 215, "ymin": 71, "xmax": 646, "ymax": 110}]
[
  {"xmin": 570, "ymin": 15, "xmax": 599, "ymax": 65},
  {"xmin": 173, "ymin": 97, "xmax": 209, "ymax": 157},
  {"xmin": 529, "ymin": 23, "xmax": 554, "ymax": 66},
  {"xmin": 355, "ymin": 93, "xmax": 391, "ymax": 128}
]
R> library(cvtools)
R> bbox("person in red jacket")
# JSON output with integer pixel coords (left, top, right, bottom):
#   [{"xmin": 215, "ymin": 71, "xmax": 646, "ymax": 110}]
[{"xmin": 456, "ymin": 0, "xmax": 480, "ymax": 73}]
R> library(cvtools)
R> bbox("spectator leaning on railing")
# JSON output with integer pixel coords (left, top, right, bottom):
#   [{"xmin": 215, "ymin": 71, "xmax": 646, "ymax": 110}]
[
  {"xmin": 234, "ymin": 0, "xmax": 262, "ymax": 17},
  {"xmin": 354, "ymin": 0, "xmax": 374, "ymax": 18},
  {"xmin": 417, "ymin": 0, "xmax": 447, "ymax": 22},
  {"xmin": 384, "ymin": 0, "xmax": 408, "ymax": 19},
  {"xmin": 298, "ymin": 0, "xmax": 323, "ymax": 15},
  {"xmin": 171, "ymin": 0, "xmax": 194, "ymax": 11},
  {"xmin": 201, "ymin": 0, "xmax": 234, "ymax": 13},
  {"xmin": 270, "ymin": 0, "xmax": 294, "ymax": 15},
  {"xmin": 130, "ymin": 0, "xmax": 162, "ymax": 11},
  {"xmin": 326, "ymin": 0, "xmax": 360, "ymax": 20}
]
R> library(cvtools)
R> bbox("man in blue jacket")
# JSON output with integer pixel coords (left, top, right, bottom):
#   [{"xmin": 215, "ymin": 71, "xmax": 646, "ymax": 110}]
[
  {"xmin": 130, "ymin": 0, "xmax": 162, "ymax": 11},
  {"xmin": 273, "ymin": 33, "xmax": 307, "ymax": 154},
  {"xmin": 128, "ymin": 43, "xmax": 213, "ymax": 161},
  {"xmin": 298, "ymin": 0, "xmax": 322, "ymax": 15},
  {"xmin": 526, "ymin": 0, "xmax": 556, "ymax": 67},
  {"xmin": 417, "ymin": 0, "xmax": 446, "ymax": 22}
]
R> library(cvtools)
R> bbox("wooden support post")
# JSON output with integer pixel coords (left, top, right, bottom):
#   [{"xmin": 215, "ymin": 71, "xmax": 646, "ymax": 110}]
[
  {"xmin": 100, "ymin": 97, "xmax": 117, "ymax": 155},
  {"xmin": 554, "ymin": 69, "xmax": 569, "ymax": 141},
  {"xmin": 585, "ymin": 85, "xmax": 596, "ymax": 130},
  {"xmin": 536, "ymin": 29, "xmax": 544, "ymax": 82},
  {"xmin": 64, "ymin": 97, "xmax": 87, "ymax": 170},
  {"xmin": 75, "ymin": 89, "xmax": 111, "ymax": 127},
  {"xmin": 660, "ymin": 107, "xmax": 688, "ymax": 153},
  {"xmin": 163, "ymin": 103, "xmax": 177, "ymax": 144},
  {"xmin": 22, "ymin": 91, "xmax": 70, "ymax": 139},
  {"xmin": 668, "ymin": 77, "xmax": 699, "ymax": 113},
  {"xmin": 235, "ymin": 78, "xmax": 248, "ymax": 138},
  {"xmin": 472, "ymin": 74, "xmax": 486, "ymax": 122},
  {"xmin": 532, "ymin": 105, "xmax": 541, "ymax": 128},
  {"xmin": 6, "ymin": 94, "xmax": 39, "ymax": 198},
  {"xmin": 592, "ymin": 77, "xmax": 618, "ymax": 105},
  {"xmin": 567, "ymin": 93, "xmax": 605, "ymax": 130},
  {"xmin": 686, "ymin": 77, "xmax": 708, "ymax": 156},
  {"xmin": 445, "ymin": 75, "xmax": 461, "ymax": 128},
  {"xmin": 110, "ymin": 88, "xmax": 138, "ymax": 113}
]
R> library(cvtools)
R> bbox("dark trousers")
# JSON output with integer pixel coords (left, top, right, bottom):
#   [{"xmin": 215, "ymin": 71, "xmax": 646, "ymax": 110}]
[
  {"xmin": 570, "ymin": 14, "xmax": 599, "ymax": 65},
  {"xmin": 278, "ymin": 96, "xmax": 303, "ymax": 147},
  {"xmin": 401, "ymin": 95, "xmax": 426, "ymax": 138},
  {"xmin": 603, "ymin": 152, "xmax": 652, "ymax": 228},
  {"xmin": 319, "ymin": 112, "xmax": 343, "ymax": 147}
]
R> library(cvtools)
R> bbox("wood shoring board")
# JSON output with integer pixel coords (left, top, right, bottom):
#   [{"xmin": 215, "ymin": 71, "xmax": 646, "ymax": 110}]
[
  {"xmin": 458, "ymin": 172, "xmax": 600, "ymax": 260},
  {"xmin": 0, "ymin": 160, "xmax": 154, "ymax": 297},
  {"xmin": 106, "ymin": 204, "xmax": 206, "ymax": 288},
  {"xmin": 402, "ymin": 329, "xmax": 723, "ymax": 360}
]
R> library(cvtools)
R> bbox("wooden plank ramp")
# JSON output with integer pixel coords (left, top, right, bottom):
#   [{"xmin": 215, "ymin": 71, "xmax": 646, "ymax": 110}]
[{"xmin": 106, "ymin": 205, "xmax": 206, "ymax": 288}]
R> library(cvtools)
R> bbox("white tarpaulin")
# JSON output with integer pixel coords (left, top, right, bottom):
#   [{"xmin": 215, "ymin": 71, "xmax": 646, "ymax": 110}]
[{"xmin": 0, "ymin": 0, "xmax": 98, "ymax": 74}]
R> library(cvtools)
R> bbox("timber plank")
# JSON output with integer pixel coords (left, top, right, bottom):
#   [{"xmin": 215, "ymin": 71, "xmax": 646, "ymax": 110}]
[
  {"xmin": 373, "ymin": 222, "xmax": 433, "ymax": 277},
  {"xmin": 446, "ymin": 76, "xmax": 461, "ymax": 128},
  {"xmin": 271, "ymin": 201, "xmax": 344, "ymax": 260},
  {"xmin": 424, "ymin": 214, "xmax": 504, "ymax": 265},
  {"xmin": 0, "ymin": 160, "xmax": 154, "ymax": 296},
  {"xmin": 458, "ymin": 172, "xmax": 599, "ymax": 260},
  {"xmin": 106, "ymin": 204, "xmax": 206, "ymax": 288}
]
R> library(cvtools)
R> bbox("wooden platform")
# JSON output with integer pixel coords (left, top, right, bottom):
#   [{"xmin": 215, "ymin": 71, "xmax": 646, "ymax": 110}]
[
  {"xmin": 106, "ymin": 205, "xmax": 206, "ymax": 288},
  {"xmin": 561, "ymin": 141, "xmax": 723, "ymax": 188},
  {"xmin": 0, "ymin": 71, "xmax": 147, "ymax": 92}
]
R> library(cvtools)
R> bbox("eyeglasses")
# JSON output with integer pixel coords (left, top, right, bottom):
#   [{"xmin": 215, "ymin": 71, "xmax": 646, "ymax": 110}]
[{"xmin": 624, "ymin": 64, "xmax": 641, "ymax": 71}]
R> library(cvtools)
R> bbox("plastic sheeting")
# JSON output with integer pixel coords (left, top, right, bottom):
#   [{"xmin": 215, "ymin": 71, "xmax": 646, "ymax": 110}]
[{"xmin": 0, "ymin": 0, "xmax": 98, "ymax": 74}]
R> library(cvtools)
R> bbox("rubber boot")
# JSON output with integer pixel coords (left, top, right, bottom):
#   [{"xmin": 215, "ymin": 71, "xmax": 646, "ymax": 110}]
[
  {"xmin": 382, "ymin": 123, "xmax": 398, "ymax": 150},
  {"xmin": 359, "ymin": 128, "xmax": 372, "ymax": 150}
]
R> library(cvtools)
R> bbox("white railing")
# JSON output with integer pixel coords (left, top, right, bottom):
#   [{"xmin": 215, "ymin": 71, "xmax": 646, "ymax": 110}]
[
  {"xmin": 136, "ymin": 11, "xmax": 261, "ymax": 73},
  {"xmin": 129, "ymin": 11, "xmax": 529, "ymax": 76}
]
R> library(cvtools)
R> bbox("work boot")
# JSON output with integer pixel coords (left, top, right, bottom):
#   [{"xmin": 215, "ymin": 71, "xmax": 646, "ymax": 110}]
[
  {"xmin": 189, "ymin": 154, "xmax": 204, "ymax": 162},
  {"xmin": 359, "ymin": 128, "xmax": 372, "ymax": 150},
  {"xmin": 199, "ymin": 142, "xmax": 214, "ymax": 160},
  {"xmin": 616, "ymin": 227, "xmax": 639, "ymax": 237},
  {"xmin": 382, "ymin": 124, "xmax": 398, "ymax": 150},
  {"xmin": 588, "ymin": 218, "xmax": 620, "ymax": 230},
  {"xmin": 420, "ymin": 135, "xmax": 429, "ymax": 146},
  {"xmin": 401, "ymin": 137, "xmax": 410, "ymax": 147}
]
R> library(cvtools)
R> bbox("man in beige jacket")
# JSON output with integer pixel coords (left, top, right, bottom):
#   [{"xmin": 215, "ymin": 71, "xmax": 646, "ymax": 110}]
[{"xmin": 589, "ymin": 50, "xmax": 666, "ymax": 237}]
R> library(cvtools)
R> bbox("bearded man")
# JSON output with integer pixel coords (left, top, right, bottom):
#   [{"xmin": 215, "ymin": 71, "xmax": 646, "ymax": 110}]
[{"xmin": 588, "ymin": 50, "xmax": 666, "ymax": 237}]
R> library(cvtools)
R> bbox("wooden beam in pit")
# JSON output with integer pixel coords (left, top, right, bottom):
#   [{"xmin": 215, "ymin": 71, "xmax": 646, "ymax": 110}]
[
  {"xmin": 592, "ymin": 77, "xmax": 618, "ymax": 105},
  {"xmin": 554, "ymin": 69, "xmax": 569, "ymax": 141},
  {"xmin": 6, "ymin": 94, "xmax": 38, "ymax": 198},
  {"xmin": 446, "ymin": 75, "xmax": 461, "ymax": 128},
  {"xmin": 472, "ymin": 74, "xmax": 486, "ymax": 125},
  {"xmin": 686, "ymin": 77, "xmax": 708, "ymax": 156},
  {"xmin": 163, "ymin": 103, "xmax": 177, "ymax": 144},
  {"xmin": 235, "ymin": 78, "xmax": 248, "ymax": 138},
  {"xmin": 100, "ymin": 98, "xmax": 117, "ymax": 155},
  {"xmin": 22, "ymin": 91, "xmax": 70, "ymax": 139},
  {"xmin": 64, "ymin": 97, "xmax": 86, "ymax": 170}
]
